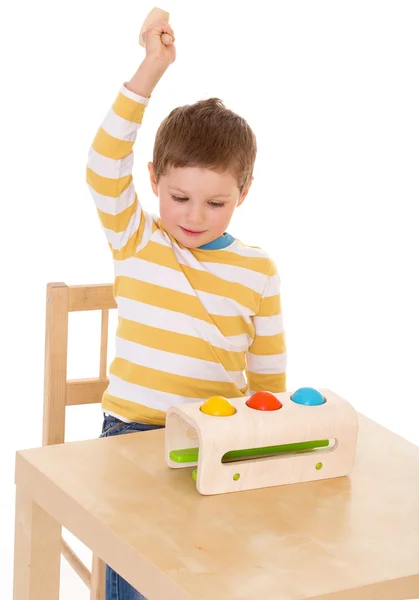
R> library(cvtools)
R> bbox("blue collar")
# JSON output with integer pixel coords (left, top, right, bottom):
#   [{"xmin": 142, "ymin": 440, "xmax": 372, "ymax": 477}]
[{"xmin": 198, "ymin": 232, "xmax": 235, "ymax": 250}]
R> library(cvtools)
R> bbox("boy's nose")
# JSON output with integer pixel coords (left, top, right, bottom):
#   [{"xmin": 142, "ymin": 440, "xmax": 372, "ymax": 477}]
[{"xmin": 187, "ymin": 206, "xmax": 205, "ymax": 224}]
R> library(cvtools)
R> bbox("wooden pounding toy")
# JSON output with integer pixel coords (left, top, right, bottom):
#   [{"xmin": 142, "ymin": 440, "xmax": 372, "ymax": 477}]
[
  {"xmin": 165, "ymin": 387, "xmax": 358, "ymax": 495},
  {"xmin": 139, "ymin": 7, "xmax": 173, "ymax": 47}
]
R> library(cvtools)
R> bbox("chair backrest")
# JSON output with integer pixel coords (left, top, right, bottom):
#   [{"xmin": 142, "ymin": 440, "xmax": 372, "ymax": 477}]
[{"xmin": 43, "ymin": 282, "xmax": 116, "ymax": 445}]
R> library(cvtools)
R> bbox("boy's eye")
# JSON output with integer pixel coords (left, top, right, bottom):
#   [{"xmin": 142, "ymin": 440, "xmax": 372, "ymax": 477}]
[{"xmin": 171, "ymin": 194, "xmax": 225, "ymax": 208}]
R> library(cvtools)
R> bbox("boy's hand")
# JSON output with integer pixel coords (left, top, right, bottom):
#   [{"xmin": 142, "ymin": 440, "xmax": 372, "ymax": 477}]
[
  {"xmin": 126, "ymin": 17, "xmax": 175, "ymax": 96},
  {"xmin": 143, "ymin": 19, "xmax": 176, "ymax": 68}
]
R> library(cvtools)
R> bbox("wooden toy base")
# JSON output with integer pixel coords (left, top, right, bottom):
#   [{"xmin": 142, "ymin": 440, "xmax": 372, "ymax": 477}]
[{"xmin": 165, "ymin": 388, "xmax": 358, "ymax": 495}]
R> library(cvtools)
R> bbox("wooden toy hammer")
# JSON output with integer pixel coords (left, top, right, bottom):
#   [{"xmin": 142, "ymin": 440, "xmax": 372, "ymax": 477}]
[{"xmin": 139, "ymin": 7, "xmax": 173, "ymax": 47}]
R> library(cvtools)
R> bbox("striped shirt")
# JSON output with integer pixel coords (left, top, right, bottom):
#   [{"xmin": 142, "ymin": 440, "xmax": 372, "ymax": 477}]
[{"xmin": 86, "ymin": 84, "xmax": 287, "ymax": 425}]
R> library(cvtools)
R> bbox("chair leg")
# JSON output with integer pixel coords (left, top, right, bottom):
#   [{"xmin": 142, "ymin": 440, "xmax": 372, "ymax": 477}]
[{"xmin": 91, "ymin": 555, "xmax": 106, "ymax": 600}]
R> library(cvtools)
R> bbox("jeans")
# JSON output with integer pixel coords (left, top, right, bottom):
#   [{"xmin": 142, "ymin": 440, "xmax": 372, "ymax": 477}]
[{"xmin": 100, "ymin": 413, "xmax": 164, "ymax": 600}]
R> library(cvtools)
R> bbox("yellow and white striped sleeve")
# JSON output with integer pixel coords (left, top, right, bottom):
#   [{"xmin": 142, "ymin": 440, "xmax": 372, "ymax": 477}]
[
  {"xmin": 86, "ymin": 85, "xmax": 151, "ymax": 259},
  {"xmin": 246, "ymin": 262, "xmax": 287, "ymax": 394}
]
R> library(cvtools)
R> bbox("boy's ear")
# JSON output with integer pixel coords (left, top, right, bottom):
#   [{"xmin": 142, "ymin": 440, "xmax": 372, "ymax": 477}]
[
  {"xmin": 238, "ymin": 176, "xmax": 254, "ymax": 207},
  {"xmin": 148, "ymin": 162, "xmax": 158, "ymax": 196}
]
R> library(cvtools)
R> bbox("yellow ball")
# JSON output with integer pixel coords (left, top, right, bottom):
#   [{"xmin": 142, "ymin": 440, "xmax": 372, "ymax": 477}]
[{"xmin": 200, "ymin": 396, "xmax": 236, "ymax": 417}]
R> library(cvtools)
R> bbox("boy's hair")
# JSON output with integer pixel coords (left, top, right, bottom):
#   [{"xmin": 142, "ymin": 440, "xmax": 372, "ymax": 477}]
[{"xmin": 152, "ymin": 98, "xmax": 257, "ymax": 193}]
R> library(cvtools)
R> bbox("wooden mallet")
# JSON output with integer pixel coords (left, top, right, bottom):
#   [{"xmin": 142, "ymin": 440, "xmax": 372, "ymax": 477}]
[{"xmin": 139, "ymin": 7, "xmax": 173, "ymax": 47}]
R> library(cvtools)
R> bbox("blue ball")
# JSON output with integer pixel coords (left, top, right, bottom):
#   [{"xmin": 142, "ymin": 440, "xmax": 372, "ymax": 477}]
[{"xmin": 290, "ymin": 387, "xmax": 326, "ymax": 406}]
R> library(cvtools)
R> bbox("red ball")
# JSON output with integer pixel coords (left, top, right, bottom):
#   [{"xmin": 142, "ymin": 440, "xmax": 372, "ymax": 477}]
[{"xmin": 246, "ymin": 391, "xmax": 282, "ymax": 411}]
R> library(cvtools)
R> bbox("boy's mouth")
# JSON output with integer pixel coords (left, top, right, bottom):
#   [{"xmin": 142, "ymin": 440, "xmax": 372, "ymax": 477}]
[{"xmin": 180, "ymin": 226, "xmax": 206, "ymax": 236}]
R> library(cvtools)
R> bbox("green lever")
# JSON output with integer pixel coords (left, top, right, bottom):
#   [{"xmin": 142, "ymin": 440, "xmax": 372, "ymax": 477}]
[{"xmin": 170, "ymin": 439, "xmax": 329, "ymax": 464}]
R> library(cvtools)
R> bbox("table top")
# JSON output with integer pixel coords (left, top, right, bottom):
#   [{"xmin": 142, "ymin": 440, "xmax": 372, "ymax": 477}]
[{"xmin": 15, "ymin": 414, "xmax": 419, "ymax": 600}]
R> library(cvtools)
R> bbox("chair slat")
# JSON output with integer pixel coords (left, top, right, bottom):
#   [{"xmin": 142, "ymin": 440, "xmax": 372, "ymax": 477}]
[
  {"xmin": 66, "ymin": 378, "xmax": 109, "ymax": 406},
  {"xmin": 69, "ymin": 284, "xmax": 116, "ymax": 312},
  {"xmin": 62, "ymin": 539, "xmax": 91, "ymax": 588}
]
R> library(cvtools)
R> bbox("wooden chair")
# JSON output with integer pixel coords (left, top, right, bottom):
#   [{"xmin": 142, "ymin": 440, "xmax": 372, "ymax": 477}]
[{"xmin": 43, "ymin": 282, "xmax": 116, "ymax": 600}]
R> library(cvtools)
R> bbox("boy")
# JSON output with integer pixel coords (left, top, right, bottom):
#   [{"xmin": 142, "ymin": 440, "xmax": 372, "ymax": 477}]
[{"xmin": 86, "ymin": 18, "xmax": 286, "ymax": 600}]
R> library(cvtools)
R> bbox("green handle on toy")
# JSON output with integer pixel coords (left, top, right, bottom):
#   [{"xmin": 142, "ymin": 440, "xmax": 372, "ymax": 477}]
[{"xmin": 170, "ymin": 439, "xmax": 329, "ymax": 464}]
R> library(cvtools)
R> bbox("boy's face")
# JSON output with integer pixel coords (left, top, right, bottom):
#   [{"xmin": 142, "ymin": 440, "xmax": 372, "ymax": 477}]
[{"xmin": 148, "ymin": 163, "xmax": 252, "ymax": 248}]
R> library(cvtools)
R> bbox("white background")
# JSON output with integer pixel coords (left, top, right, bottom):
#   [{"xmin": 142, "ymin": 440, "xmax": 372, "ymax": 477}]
[{"xmin": 1, "ymin": 1, "xmax": 418, "ymax": 597}]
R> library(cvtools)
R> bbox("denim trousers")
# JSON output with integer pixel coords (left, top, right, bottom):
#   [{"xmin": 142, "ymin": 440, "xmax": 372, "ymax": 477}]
[{"xmin": 100, "ymin": 413, "xmax": 165, "ymax": 600}]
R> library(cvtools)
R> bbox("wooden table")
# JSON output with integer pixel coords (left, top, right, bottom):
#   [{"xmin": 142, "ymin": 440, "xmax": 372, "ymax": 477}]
[{"xmin": 13, "ymin": 414, "xmax": 419, "ymax": 600}]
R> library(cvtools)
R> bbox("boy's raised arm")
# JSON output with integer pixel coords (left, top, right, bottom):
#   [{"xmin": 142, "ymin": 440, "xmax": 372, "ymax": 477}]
[
  {"xmin": 85, "ymin": 19, "xmax": 175, "ymax": 259},
  {"xmin": 246, "ymin": 263, "xmax": 287, "ymax": 394}
]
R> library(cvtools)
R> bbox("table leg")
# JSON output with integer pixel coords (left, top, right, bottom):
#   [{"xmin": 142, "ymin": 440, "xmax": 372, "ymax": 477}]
[{"xmin": 13, "ymin": 486, "xmax": 61, "ymax": 600}]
